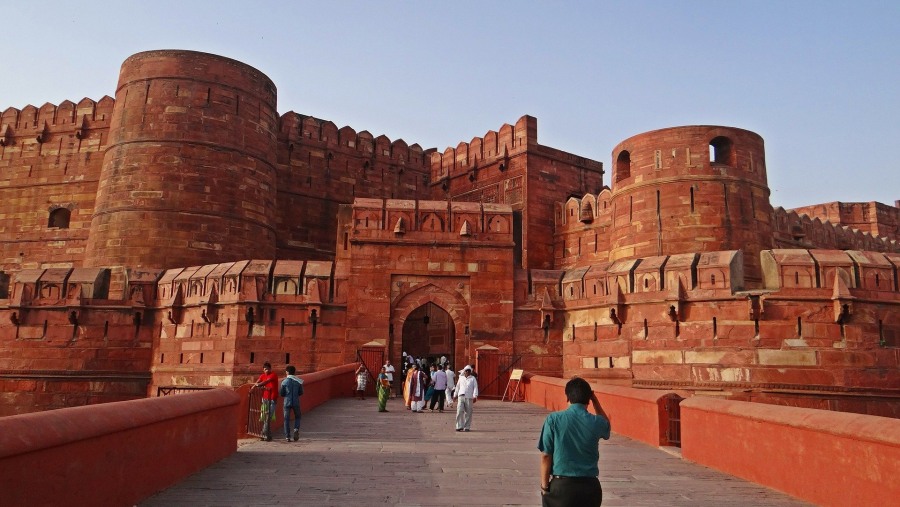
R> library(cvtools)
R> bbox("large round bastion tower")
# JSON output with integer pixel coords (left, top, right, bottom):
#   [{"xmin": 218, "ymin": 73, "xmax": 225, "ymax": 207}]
[
  {"xmin": 85, "ymin": 50, "xmax": 279, "ymax": 269},
  {"xmin": 609, "ymin": 126, "xmax": 775, "ymax": 284}
]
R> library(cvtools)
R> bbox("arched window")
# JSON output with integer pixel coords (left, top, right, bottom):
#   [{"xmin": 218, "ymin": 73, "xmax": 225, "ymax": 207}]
[
  {"xmin": 709, "ymin": 136, "xmax": 733, "ymax": 165},
  {"xmin": 48, "ymin": 208, "xmax": 71, "ymax": 229},
  {"xmin": 615, "ymin": 150, "xmax": 631, "ymax": 182}
]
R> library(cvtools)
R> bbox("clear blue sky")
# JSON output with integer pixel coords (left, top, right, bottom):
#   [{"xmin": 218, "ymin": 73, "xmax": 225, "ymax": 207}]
[{"xmin": 2, "ymin": 1, "xmax": 897, "ymax": 209}]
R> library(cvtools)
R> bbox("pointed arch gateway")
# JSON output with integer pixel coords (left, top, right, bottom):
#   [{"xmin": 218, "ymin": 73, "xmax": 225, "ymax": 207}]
[{"xmin": 391, "ymin": 283, "xmax": 470, "ymax": 368}]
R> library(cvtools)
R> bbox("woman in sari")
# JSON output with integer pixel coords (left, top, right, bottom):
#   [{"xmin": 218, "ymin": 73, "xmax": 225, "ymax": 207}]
[
  {"xmin": 376, "ymin": 366, "xmax": 390, "ymax": 412},
  {"xmin": 403, "ymin": 365, "xmax": 415, "ymax": 410}
]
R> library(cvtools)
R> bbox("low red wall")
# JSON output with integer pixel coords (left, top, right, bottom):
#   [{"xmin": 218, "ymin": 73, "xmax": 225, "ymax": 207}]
[
  {"xmin": 681, "ymin": 396, "xmax": 900, "ymax": 507},
  {"xmin": 236, "ymin": 363, "xmax": 357, "ymax": 437},
  {"xmin": 0, "ymin": 388, "xmax": 239, "ymax": 507},
  {"xmin": 522, "ymin": 374, "xmax": 674, "ymax": 446}
]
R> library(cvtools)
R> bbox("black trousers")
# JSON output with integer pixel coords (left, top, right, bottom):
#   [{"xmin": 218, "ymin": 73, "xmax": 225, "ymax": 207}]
[
  {"xmin": 542, "ymin": 476, "xmax": 602, "ymax": 507},
  {"xmin": 429, "ymin": 390, "xmax": 446, "ymax": 411}
]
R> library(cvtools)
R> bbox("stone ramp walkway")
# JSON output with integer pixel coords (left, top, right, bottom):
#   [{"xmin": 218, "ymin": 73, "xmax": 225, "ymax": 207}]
[{"xmin": 142, "ymin": 398, "xmax": 809, "ymax": 506}]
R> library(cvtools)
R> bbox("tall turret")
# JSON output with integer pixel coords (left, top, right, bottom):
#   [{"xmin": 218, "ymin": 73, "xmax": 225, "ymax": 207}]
[
  {"xmin": 609, "ymin": 126, "xmax": 774, "ymax": 284},
  {"xmin": 84, "ymin": 50, "xmax": 279, "ymax": 269}
]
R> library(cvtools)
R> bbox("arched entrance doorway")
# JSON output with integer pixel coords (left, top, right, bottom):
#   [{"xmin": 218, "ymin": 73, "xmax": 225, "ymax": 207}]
[{"xmin": 401, "ymin": 302, "xmax": 455, "ymax": 367}]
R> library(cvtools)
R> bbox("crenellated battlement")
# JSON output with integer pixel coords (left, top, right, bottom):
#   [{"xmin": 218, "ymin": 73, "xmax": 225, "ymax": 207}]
[
  {"xmin": 428, "ymin": 115, "xmax": 538, "ymax": 182},
  {"xmin": 346, "ymin": 198, "xmax": 514, "ymax": 243},
  {"xmin": 773, "ymin": 207, "xmax": 900, "ymax": 253},
  {"xmin": 279, "ymin": 111, "xmax": 431, "ymax": 168},
  {"xmin": 0, "ymin": 97, "xmax": 114, "ymax": 141}
]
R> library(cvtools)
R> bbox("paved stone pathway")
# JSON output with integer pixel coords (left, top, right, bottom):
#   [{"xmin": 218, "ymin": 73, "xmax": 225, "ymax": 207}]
[{"xmin": 142, "ymin": 398, "xmax": 809, "ymax": 506}]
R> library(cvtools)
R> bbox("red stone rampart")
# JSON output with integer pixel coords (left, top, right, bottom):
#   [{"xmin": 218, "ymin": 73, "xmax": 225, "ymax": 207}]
[
  {"xmin": 85, "ymin": 50, "xmax": 280, "ymax": 269},
  {"xmin": 608, "ymin": 126, "xmax": 773, "ymax": 282},
  {"xmin": 274, "ymin": 112, "xmax": 431, "ymax": 260},
  {"xmin": 0, "ymin": 97, "xmax": 113, "ymax": 273},
  {"xmin": 680, "ymin": 396, "xmax": 900, "ymax": 507},
  {"xmin": 521, "ymin": 373, "xmax": 676, "ymax": 447},
  {"xmin": 0, "ymin": 388, "xmax": 239, "ymax": 507},
  {"xmin": 547, "ymin": 249, "xmax": 900, "ymax": 415},
  {"xmin": 429, "ymin": 115, "xmax": 536, "ymax": 185},
  {"xmin": 428, "ymin": 115, "xmax": 603, "ymax": 269},
  {"xmin": 773, "ymin": 206, "xmax": 899, "ymax": 252},
  {"xmin": 791, "ymin": 200, "xmax": 900, "ymax": 241}
]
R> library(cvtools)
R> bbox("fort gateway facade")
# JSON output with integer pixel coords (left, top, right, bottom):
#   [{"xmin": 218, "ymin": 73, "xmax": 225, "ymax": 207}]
[{"xmin": 0, "ymin": 50, "xmax": 898, "ymax": 416}]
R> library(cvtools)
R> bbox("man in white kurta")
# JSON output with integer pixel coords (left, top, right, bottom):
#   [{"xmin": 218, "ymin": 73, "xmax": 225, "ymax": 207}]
[
  {"xmin": 444, "ymin": 364, "xmax": 456, "ymax": 408},
  {"xmin": 453, "ymin": 365, "xmax": 478, "ymax": 431}
]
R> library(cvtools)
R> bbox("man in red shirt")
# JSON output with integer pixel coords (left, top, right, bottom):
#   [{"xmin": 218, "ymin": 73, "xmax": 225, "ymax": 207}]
[{"xmin": 253, "ymin": 362, "xmax": 278, "ymax": 441}]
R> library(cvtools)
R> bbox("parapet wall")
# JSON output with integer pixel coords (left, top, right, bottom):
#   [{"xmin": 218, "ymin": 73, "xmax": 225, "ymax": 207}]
[
  {"xmin": 773, "ymin": 206, "xmax": 899, "ymax": 252},
  {"xmin": 0, "ymin": 388, "xmax": 239, "ymax": 507},
  {"xmin": 533, "ymin": 248, "xmax": 900, "ymax": 415},
  {"xmin": 791, "ymin": 200, "xmax": 900, "ymax": 241},
  {"xmin": 274, "ymin": 112, "xmax": 431, "ymax": 260},
  {"xmin": 0, "ymin": 97, "xmax": 113, "ymax": 273},
  {"xmin": 681, "ymin": 396, "xmax": 900, "ymax": 507}
]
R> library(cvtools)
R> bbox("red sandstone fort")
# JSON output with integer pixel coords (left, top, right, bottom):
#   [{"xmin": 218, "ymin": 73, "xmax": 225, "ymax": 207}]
[{"xmin": 1, "ymin": 50, "xmax": 898, "ymax": 417}]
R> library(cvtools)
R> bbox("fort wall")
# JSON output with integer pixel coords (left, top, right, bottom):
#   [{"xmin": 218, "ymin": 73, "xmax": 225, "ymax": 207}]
[
  {"xmin": 0, "ymin": 49, "xmax": 897, "ymax": 419},
  {"xmin": 550, "ymin": 249, "xmax": 900, "ymax": 416},
  {"xmin": 274, "ymin": 112, "xmax": 431, "ymax": 260},
  {"xmin": 608, "ymin": 126, "xmax": 774, "ymax": 283},
  {"xmin": 428, "ymin": 115, "xmax": 603, "ymax": 270},
  {"xmin": 84, "ymin": 50, "xmax": 281, "ymax": 269},
  {"xmin": 0, "ymin": 98, "xmax": 112, "ymax": 273},
  {"xmin": 791, "ymin": 200, "xmax": 900, "ymax": 241}
]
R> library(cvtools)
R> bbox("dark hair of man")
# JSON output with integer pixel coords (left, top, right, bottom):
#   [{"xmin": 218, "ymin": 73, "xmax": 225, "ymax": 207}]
[
  {"xmin": 565, "ymin": 377, "xmax": 593, "ymax": 405},
  {"xmin": 263, "ymin": 362, "xmax": 272, "ymax": 370},
  {"xmin": 286, "ymin": 365, "xmax": 296, "ymax": 375}
]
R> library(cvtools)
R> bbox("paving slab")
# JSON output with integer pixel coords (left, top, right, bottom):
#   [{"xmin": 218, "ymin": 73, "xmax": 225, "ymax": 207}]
[{"xmin": 142, "ymin": 399, "xmax": 810, "ymax": 506}]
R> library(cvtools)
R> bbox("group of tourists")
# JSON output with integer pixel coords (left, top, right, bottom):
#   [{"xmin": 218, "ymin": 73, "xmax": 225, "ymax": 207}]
[{"xmin": 254, "ymin": 360, "xmax": 613, "ymax": 506}]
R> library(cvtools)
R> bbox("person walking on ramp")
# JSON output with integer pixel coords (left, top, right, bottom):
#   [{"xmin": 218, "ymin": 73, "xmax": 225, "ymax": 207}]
[
  {"xmin": 279, "ymin": 365, "xmax": 304, "ymax": 442},
  {"xmin": 537, "ymin": 377, "xmax": 611, "ymax": 506}
]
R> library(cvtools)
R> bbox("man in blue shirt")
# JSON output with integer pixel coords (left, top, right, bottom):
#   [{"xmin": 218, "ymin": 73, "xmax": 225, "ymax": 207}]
[{"xmin": 537, "ymin": 377, "xmax": 611, "ymax": 506}]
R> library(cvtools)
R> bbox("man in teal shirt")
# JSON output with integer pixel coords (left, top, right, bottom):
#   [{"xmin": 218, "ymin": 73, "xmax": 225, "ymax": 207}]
[{"xmin": 537, "ymin": 377, "xmax": 611, "ymax": 506}]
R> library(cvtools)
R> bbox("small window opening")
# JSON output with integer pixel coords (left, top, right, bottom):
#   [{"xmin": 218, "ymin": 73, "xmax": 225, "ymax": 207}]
[
  {"xmin": 616, "ymin": 150, "xmax": 631, "ymax": 182},
  {"xmin": 250, "ymin": 352, "xmax": 255, "ymax": 364},
  {"xmin": 285, "ymin": 353, "xmax": 291, "ymax": 364},
  {"xmin": 48, "ymin": 208, "xmax": 71, "ymax": 228},
  {"xmin": 709, "ymin": 136, "xmax": 733, "ymax": 165}
]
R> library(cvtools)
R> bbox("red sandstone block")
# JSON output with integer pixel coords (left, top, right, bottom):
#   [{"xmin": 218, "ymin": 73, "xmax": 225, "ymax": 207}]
[
  {"xmin": 750, "ymin": 367, "xmax": 835, "ymax": 386},
  {"xmin": 632, "ymin": 363, "xmax": 692, "ymax": 381},
  {"xmin": 818, "ymin": 350, "xmax": 876, "ymax": 368}
]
